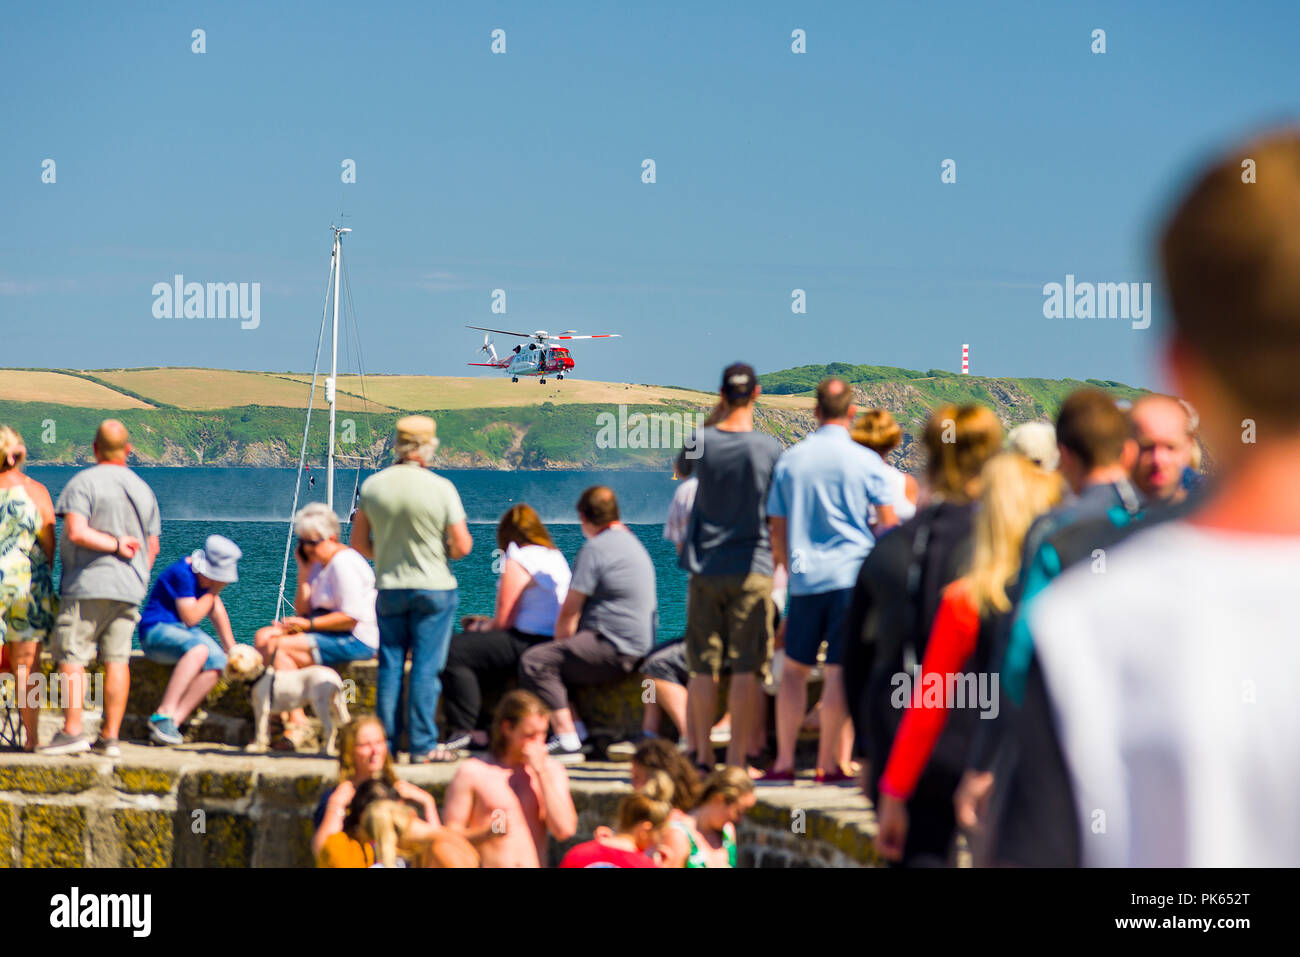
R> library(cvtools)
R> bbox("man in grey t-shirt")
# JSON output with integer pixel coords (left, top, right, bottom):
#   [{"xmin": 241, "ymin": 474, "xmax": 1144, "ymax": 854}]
[
  {"xmin": 676, "ymin": 363, "xmax": 783, "ymax": 771},
  {"xmin": 41, "ymin": 420, "xmax": 161, "ymax": 757},
  {"xmin": 519, "ymin": 486, "xmax": 656, "ymax": 763}
]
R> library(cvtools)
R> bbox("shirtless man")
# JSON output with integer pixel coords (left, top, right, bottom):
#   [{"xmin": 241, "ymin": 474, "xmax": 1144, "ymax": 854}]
[{"xmin": 442, "ymin": 689, "xmax": 578, "ymax": 867}]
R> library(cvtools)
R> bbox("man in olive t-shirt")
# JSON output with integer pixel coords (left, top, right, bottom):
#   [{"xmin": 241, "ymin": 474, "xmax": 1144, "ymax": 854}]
[{"xmin": 352, "ymin": 415, "xmax": 473, "ymax": 761}]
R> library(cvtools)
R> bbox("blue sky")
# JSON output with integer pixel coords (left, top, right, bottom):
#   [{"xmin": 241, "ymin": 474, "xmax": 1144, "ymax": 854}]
[{"xmin": 3, "ymin": 1, "xmax": 1297, "ymax": 391}]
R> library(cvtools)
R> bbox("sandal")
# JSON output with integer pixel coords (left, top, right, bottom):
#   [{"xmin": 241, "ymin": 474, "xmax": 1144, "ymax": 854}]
[
  {"xmin": 415, "ymin": 745, "xmax": 463, "ymax": 764},
  {"xmin": 815, "ymin": 768, "xmax": 855, "ymax": 785}
]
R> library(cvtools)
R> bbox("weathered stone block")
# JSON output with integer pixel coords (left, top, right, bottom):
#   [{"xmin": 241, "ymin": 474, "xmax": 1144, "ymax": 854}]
[
  {"xmin": 113, "ymin": 809, "xmax": 173, "ymax": 868},
  {"xmin": 185, "ymin": 770, "xmax": 253, "ymax": 800},
  {"xmin": 113, "ymin": 766, "xmax": 178, "ymax": 795},
  {"xmin": 0, "ymin": 802, "xmax": 15, "ymax": 868},
  {"xmin": 259, "ymin": 774, "xmax": 327, "ymax": 806},
  {"xmin": 0, "ymin": 764, "xmax": 96, "ymax": 794},
  {"xmin": 250, "ymin": 807, "xmax": 315, "ymax": 868},
  {"xmin": 175, "ymin": 811, "xmax": 253, "ymax": 867},
  {"xmin": 21, "ymin": 805, "xmax": 85, "ymax": 867}
]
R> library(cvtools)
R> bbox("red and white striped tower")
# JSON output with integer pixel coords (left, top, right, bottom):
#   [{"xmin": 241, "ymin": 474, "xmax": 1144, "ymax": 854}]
[{"xmin": 961, "ymin": 343, "xmax": 969, "ymax": 374}]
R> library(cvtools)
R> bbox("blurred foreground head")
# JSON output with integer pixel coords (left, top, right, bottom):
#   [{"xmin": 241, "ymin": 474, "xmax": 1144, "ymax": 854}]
[
  {"xmin": 922, "ymin": 404, "xmax": 1002, "ymax": 504},
  {"xmin": 1161, "ymin": 129, "xmax": 1300, "ymax": 457}
]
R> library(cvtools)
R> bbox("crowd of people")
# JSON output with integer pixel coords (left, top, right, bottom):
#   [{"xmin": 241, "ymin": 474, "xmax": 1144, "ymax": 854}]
[{"xmin": 2, "ymin": 129, "xmax": 1298, "ymax": 867}]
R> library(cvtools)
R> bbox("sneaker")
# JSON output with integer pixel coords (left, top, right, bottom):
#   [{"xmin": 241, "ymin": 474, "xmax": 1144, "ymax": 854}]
[
  {"xmin": 148, "ymin": 713, "xmax": 183, "ymax": 746},
  {"xmin": 91, "ymin": 737, "xmax": 121, "ymax": 758},
  {"xmin": 546, "ymin": 737, "xmax": 586, "ymax": 764},
  {"xmin": 37, "ymin": 731, "xmax": 91, "ymax": 756},
  {"xmin": 440, "ymin": 732, "xmax": 475, "ymax": 752},
  {"xmin": 710, "ymin": 724, "xmax": 732, "ymax": 745}
]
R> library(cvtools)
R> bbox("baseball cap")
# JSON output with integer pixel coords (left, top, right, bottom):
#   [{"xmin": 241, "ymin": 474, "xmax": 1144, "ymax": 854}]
[{"xmin": 720, "ymin": 363, "xmax": 758, "ymax": 403}]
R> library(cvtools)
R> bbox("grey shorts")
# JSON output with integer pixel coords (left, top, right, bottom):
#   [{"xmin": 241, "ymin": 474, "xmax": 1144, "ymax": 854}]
[{"xmin": 52, "ymin": 599, "xmax": 139, "ymax": 666}]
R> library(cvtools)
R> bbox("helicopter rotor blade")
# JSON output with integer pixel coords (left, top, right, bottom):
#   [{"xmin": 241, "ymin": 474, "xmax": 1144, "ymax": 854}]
[{"xmin": 466, "ymin": 324, "xmax": 535, "ymax": 339}]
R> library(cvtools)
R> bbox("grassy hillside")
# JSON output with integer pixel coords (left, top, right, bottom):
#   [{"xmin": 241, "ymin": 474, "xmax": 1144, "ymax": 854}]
[
  {"xmin": 0, "ymin": 364, "xmax": 1149, "ymax": 470},
  {"xmin": 0, "ymin": 399, "xmax": 715, "ymax": 469},
  {"xmin": 759, "ymin": 363, "xmax": 1147, "ymax": 420}
]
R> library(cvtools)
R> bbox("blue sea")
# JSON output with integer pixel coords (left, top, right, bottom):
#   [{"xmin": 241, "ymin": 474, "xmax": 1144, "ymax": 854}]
[{"xmin": 26, "ymin": 467, "xmax": 689, "ymax": 645}]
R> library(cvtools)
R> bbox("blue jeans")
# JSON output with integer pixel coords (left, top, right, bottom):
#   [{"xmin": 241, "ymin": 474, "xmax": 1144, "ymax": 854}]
[
  {"xmin": 376, "ymin": 588, "xmax": 458, "ymax": 756},
  {"xmin": 140, "ymin": 621, "xmax": 228, "ymax": 672}
]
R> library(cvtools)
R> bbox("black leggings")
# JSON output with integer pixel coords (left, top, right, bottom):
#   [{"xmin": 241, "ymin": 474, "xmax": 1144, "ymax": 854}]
[{"xmin": 441, "ymin": 628, "xmax": 548, "ymax": 735}]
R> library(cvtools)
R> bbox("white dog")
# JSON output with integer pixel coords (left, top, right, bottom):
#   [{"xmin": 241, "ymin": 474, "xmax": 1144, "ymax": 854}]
[{"xmin": 224, "ymin": 644, "xmax": 350, "ymax": 755}]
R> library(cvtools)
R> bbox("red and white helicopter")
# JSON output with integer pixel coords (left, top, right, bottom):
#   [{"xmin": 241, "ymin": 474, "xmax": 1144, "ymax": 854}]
[{"xmin": 466, "ymin": 325, "xmax": 621, "ymax": 383}]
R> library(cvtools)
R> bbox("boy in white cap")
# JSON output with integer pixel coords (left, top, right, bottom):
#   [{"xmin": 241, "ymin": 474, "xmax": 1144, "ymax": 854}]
[{"xmin": 138, "ymin": 534, "xmax": 243, "ymax": 746}]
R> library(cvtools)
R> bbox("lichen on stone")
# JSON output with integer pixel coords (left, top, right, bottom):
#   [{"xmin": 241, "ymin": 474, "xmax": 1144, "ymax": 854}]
[
  {"xmin": 21, "ymin": 805, "xmax": 84, "ymax": 867},
  {"xmin": 114, "ymin": 809, "xmax": 172, "ymax": 868},
  {"xmin": 113, "ymin": 766, "xmax": 178, "ymax": 795}
]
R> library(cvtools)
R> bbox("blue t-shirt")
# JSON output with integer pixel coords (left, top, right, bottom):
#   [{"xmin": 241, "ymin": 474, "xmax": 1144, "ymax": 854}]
[
  {"xmin": 766, "ymin": 424, "xmax": 894, "ymax": 596},
  {"xmin": 138, "ymin": 558, "xmax": 201, "ymax": 634}
]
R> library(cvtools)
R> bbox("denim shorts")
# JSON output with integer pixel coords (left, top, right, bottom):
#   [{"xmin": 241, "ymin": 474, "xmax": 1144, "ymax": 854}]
[
  {"xmin": 140, "ymin": 621, "xmax": 228, "ymax": 672},
  {"xmin": 784, "ymin": 587, "xmax": 855, "ymax": 667},
  {"xmin": 309, "ymin": 632, "xmax": 376, "ymax": 666}
]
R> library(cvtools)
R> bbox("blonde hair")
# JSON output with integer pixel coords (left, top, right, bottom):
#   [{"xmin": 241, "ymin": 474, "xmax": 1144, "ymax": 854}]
[
  {"xmin": 0, "ymin": 426, "xmax": 24, "ymax": 472},
  {"xmin": 697, "ymin": 766, "xmax": 755, "ymax": 808},
  {"xmin": 336, "ymin": 715, "xmax": 398, "ymax": 786},
  {"xmin": 966, "ymin": 453, "xmax": 1065, "ymax": 615},
  {"xmin": 851, "ymin": 409, "xmax": 903, "ymax": 458},
  {"xmin": 360, "ymin": 799, "xmax": 414, "ymax": 868},
  {"xmin": 618, "ymin": 771, "xmax": 674, "ymax": 833}
]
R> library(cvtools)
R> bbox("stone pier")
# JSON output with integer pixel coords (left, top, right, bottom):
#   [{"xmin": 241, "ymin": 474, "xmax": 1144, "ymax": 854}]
[{"xmin": 0, "ymin": 745, "xmax": 881, "ymax": 868}]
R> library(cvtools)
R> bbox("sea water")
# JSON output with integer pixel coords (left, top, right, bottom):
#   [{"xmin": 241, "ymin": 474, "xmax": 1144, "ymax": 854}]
[{"xmin": 26, "ymin": 467, "xmax": 689, "ymax": 645}]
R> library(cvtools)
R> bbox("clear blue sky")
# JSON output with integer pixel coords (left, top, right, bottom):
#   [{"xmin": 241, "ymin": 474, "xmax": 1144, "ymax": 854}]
[{"xmin": 4, "ymin": 1, "xmax": 1297, "ymax": 391}]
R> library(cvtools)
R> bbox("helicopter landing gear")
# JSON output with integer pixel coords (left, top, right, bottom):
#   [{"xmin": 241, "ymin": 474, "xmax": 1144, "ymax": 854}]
[{"xmin": 511, "ymin": 376, "xmax": 518, "ymax": 383}]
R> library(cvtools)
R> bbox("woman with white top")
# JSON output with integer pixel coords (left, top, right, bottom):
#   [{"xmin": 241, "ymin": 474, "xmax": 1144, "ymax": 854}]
[
  {"xmin": 852, "ymin": 409, "xmax": 918, "ymax": 525},
  {"xmin": 434, "ymin": 504, "xmax": 571, "ymax": 758}
]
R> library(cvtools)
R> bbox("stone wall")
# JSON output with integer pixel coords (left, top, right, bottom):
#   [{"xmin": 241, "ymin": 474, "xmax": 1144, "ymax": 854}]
[
  {"xmin": 119, "ymin": 653, "xmax": 800, "ymax": 751},
  {"xmin": 0, "ymin": 750, "xmax": 878, "ymax": 868}
]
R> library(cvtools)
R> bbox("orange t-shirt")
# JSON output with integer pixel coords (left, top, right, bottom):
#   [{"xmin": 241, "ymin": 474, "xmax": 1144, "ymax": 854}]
[{"xmin": 316, "ymin": 831, "xmax": 375, "ymax": 868}]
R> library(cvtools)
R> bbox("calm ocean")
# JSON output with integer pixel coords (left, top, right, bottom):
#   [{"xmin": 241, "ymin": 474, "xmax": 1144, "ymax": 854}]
[{"xmin": 26, "ymin": 467, "xmax": 689, "ymax": 645}]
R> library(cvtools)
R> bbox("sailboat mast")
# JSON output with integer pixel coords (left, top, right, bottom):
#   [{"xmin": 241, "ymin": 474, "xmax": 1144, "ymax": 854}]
[{"xmin": 327, "ymin": 226, "xmax": 350, "ymax": 510}]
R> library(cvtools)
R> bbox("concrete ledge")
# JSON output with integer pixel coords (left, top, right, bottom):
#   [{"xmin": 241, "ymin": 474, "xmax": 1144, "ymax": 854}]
[
  {"xmin": 0, "ymin": 745, "xmax": 879, "ymax": 867},
  {"xmin": 120, "ymin": 651, "xmax": 795, "ymax": 750}
]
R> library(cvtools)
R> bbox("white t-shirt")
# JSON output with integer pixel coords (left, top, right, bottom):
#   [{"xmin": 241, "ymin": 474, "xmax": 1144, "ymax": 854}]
[
  {"xmin": 868, "ymin": 466, "xmax": 916, "ymax": 525},
  {"xmin": 308, "ymin": 547, "xmax": 380, "ymax": 649},
  {"xmin": 501, "ymin": 542, "xmax": 571, "ymax": 637},
  {"xmin": 662, "ymin": 477, "xmax": 698, "ymax": 547},
  {"xmin": 1027, "ymin": 520, "xmax": 1300, "ymax": 867}
]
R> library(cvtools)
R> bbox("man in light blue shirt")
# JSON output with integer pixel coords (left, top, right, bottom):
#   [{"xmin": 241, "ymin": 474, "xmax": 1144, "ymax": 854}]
[{"xmin": 763, "ymin": 378, "xmax": 899, "ymax": 784}]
